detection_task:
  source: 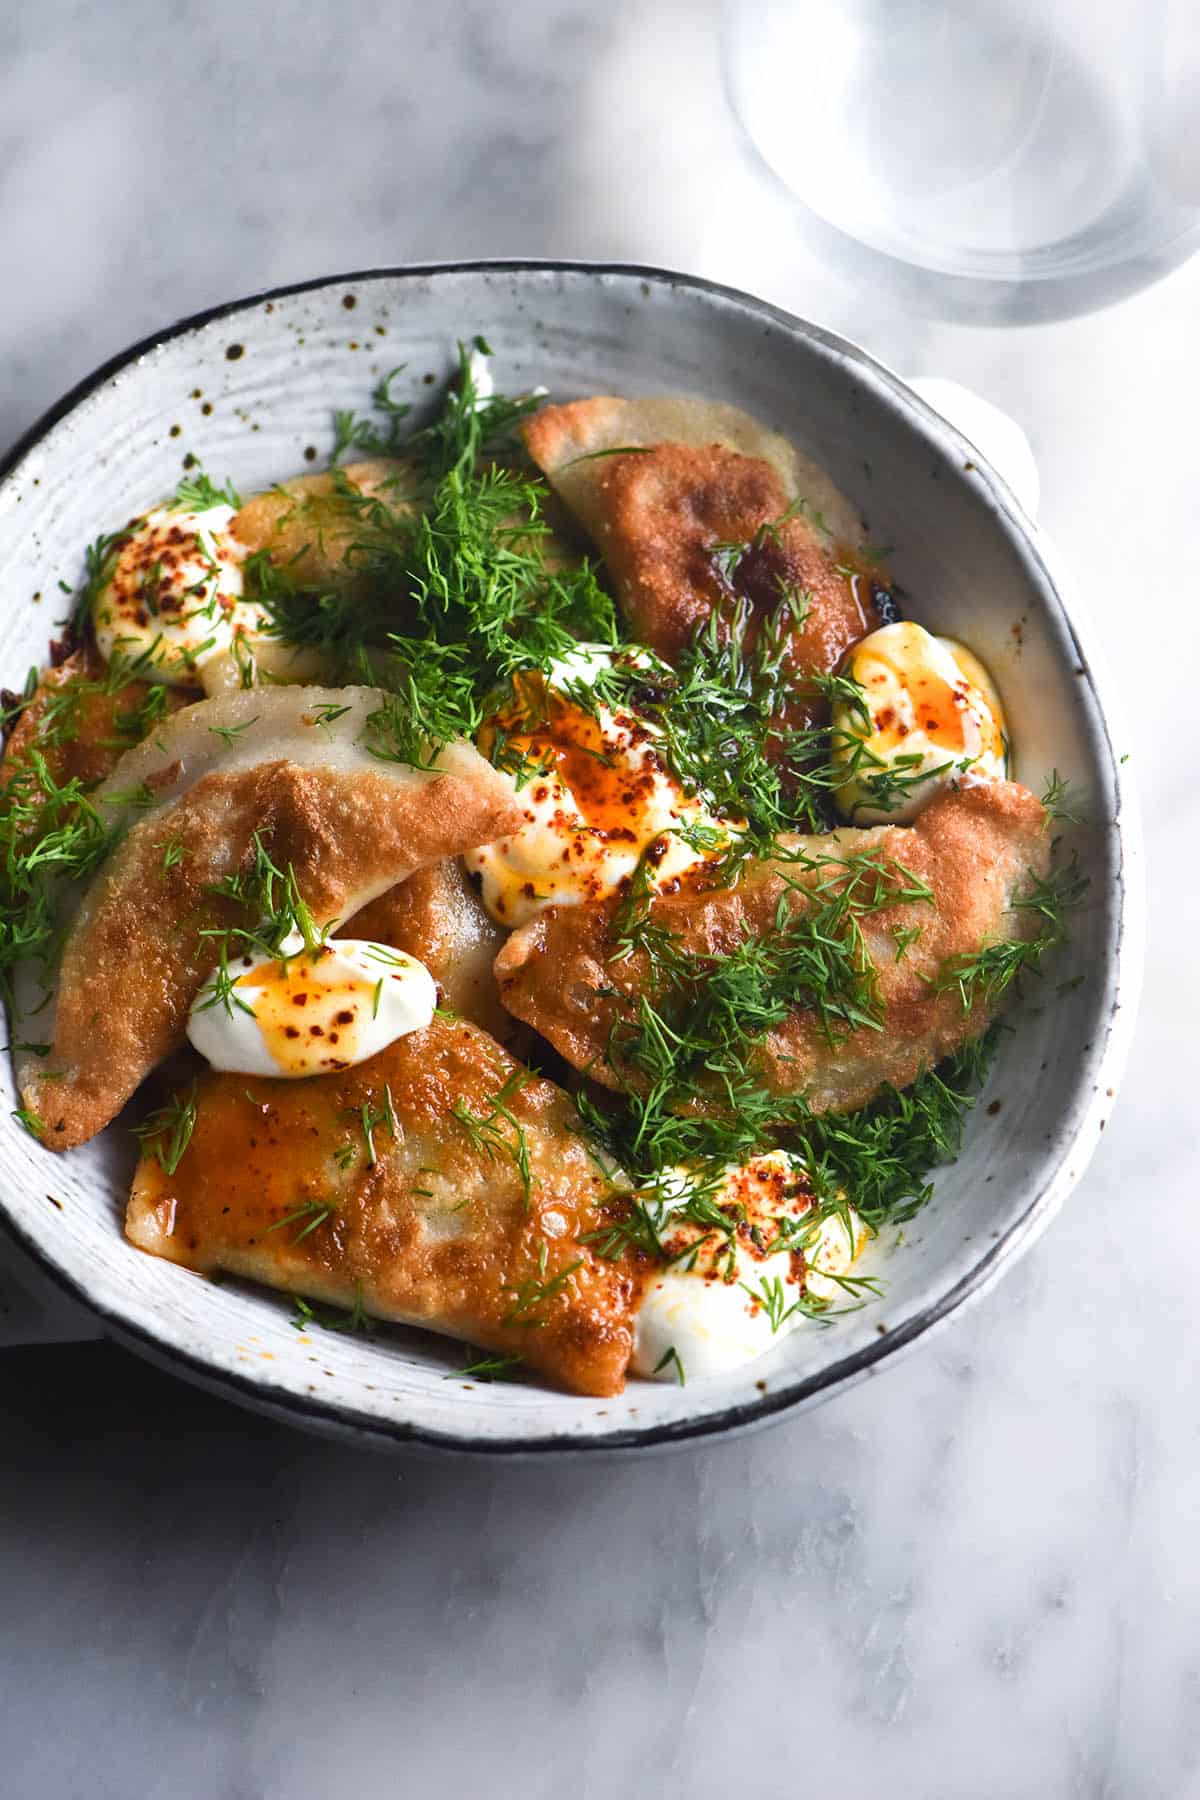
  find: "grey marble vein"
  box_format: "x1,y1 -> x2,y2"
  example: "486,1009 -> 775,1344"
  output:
0,1 -> 1196,1795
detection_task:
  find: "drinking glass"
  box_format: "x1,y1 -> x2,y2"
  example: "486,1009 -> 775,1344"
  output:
722,0 -> 1200,323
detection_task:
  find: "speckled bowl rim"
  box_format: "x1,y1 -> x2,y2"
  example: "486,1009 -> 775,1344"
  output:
0,260 -> 1143,1456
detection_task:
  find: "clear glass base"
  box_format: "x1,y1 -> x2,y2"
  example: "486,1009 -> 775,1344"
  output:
723,0 -> 1200,324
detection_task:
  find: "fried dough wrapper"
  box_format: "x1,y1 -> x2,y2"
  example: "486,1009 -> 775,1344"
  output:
348,859 -> 518,1047
496,780 -> 1052,1116
232,456 -> 419,594
522,397 -> 882,699
198,458 -> 421,695
126,1016 -> 639,1396
17,686 -> 523,1151
521,396 -> 859,538
1,644 -> 193,794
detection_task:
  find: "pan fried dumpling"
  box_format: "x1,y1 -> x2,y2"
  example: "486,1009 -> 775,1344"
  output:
199,458 -> 423,694
495,780 -> 1051,1117
17,686 -> 523,1151
521,397 -> 878,689
348,858 -> 516,1046
522,395 -> 863,539
231,457 -> 420,593
126,1015 -> 639,1396
1,644 -> 192,796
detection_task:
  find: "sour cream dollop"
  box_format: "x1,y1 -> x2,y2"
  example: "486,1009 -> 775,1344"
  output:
187,931 -> 436,1078
467,648 -> 738,927
631,1151 -> 870,1382
832,621 -> 1008,824
92,502 -> 266,686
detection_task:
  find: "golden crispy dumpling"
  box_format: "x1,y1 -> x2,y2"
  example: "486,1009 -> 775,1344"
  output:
495,781 -> 1052,1116
126,1016 -> 639,1396
521,395 -> 860,539
231,457 -> 419,593
1,643 -> 192,794
522,396 -> 878,694
348,858 -> 516,1046
199,459 -> 423,695
17,687 -> 523,1151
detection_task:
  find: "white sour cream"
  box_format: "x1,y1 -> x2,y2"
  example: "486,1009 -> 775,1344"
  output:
187,931 -> 436,1079
92,503 -> 266,687
467,649 -> 737,927
832,621 -> 1008,824
631,1152 -> 869,1382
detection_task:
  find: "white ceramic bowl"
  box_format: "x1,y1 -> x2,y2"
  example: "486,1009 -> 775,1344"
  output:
0,263 -> 1141,1453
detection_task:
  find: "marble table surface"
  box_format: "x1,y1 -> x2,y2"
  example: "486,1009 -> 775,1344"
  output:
1,3 -> 1194,1795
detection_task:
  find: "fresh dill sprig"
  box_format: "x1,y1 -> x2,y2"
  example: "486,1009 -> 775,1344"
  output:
331,368 -> 412,464
454,1350 -> 525,1382
1041,769 -> 1085,825
451,1067 -> 534,1205
201,835 -> 330,964
502,1241 -> 583,1327
362,639 -> 483,771
931,857 -> 1086,1012
61,528 -> 131,644
265,1199 -> 338,1245
404,337 -> 541,483
250,349 -> 615,764
173,471 -> 242,513
565,593 -> 872,855
0,749 -> 119,1006
587,1027 -> 1003,1267
796,1029 -> 1001,1226
131,1083 -> 198,1175
604,846 -> 936,1127
573,851 -> 941,1247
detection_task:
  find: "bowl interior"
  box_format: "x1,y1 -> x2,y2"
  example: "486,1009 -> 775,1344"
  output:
0,265 -> 1132,1450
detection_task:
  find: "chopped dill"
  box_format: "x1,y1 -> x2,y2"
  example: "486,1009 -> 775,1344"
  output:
173,471 -> 242,512
207,716 -> 259,747
892,924 -> 923,961
932,858 -> 1085,1012
12,1105 -> 45,1141
131,1084 -> 198,1175
451,1067 -> 533,1205
265,1199 -> 338,1245
653,1345 -> 686,1385
503,1242 -> 583,1327
249,344 -> 615,765
290,1287 -> 375,1334
454,1350 -> 525,1382
352,1087 -> 398,1167
197,837 -> 332,988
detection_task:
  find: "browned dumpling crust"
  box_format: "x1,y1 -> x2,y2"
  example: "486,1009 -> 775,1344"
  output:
1,643 -> 192,794
19,690 -> 524,1152
348,858 -> 516,1046
231,457 -> 419,593
495,781 -> 1052,1116
126,1016 -> 640,1397
522,398 -> 881,708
